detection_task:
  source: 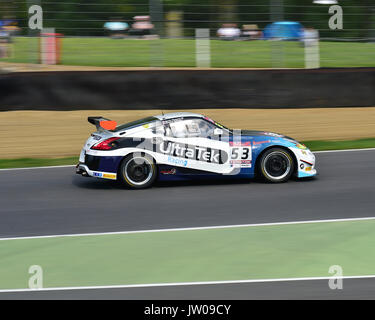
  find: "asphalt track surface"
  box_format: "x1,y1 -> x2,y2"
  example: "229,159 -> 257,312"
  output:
0,149 -> 375,299
1,278 -> 375,300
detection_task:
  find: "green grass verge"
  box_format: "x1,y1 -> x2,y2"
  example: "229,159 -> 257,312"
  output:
303,138 -> 375,151
0,157 -> 78,169
0,219 -> 374,289
2,37 -> 374,68
0,138 -> 374,169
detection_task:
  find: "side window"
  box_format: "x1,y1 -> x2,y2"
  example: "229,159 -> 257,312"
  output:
195,119 -> 216,138
168,120 -> 190,138
167,119 -> 216,138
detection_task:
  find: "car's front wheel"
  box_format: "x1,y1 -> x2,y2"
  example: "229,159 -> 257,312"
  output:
119,153 -> 157,189
258,148 -> 294,183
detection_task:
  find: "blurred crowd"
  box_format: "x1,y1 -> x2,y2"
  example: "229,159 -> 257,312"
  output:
217,24 -> 262,41
216,21 -> 319,47
103,16 -> 318,46
104,16 -> 156,39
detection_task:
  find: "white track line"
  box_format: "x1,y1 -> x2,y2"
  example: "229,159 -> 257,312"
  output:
1,216 -> 374,242
0,147 -> 374,171
1,275 -> 375,293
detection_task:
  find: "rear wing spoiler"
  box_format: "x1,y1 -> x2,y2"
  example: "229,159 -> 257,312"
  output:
88,116 -> 117,131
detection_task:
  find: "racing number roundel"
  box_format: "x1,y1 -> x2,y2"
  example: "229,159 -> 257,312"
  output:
230,142 -> 252,168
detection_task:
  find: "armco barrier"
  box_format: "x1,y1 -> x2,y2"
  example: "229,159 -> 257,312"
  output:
0,68 -> 374,111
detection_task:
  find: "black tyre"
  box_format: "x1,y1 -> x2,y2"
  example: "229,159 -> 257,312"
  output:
119,153 -> 157,189
258,148 -> 294,183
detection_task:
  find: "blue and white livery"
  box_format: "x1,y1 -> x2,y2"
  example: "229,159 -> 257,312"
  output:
76,112 -> 317,188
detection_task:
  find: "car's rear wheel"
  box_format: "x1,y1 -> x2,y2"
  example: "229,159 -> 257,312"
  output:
258,148 -> 294,183
119,154 -> 157,189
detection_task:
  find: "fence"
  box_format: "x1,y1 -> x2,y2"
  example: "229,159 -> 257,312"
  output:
0,0 -> 374,69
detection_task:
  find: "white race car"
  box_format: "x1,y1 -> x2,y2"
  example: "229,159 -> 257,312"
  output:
76,112 -> 316,188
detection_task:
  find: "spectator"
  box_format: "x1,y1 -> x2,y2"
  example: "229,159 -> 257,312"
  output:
0,32 -> 9,58
217,24 -> 241,41
104,18 -> 129,39
129,16 -> 155,39
241,24 -> 263,40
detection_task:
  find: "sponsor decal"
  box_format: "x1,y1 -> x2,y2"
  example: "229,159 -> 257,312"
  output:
160,168 -> 177,175
296,143 -> 308,150
167,156 -> 188,167
103,173 -> 117,179
230,159 -> 252,167
158,141 -> 228,165
306,167 -> 312,172
264,132 -> 283,137
229,141 -> 251,147
253,140 -> 270,145
93,172 -> 116,179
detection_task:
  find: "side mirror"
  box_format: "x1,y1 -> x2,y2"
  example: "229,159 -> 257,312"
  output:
213,128 -> 224,136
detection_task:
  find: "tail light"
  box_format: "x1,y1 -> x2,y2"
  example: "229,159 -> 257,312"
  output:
91,137 -> 120,150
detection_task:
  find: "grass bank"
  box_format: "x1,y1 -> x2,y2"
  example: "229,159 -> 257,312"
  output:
2,38 -> 374,68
